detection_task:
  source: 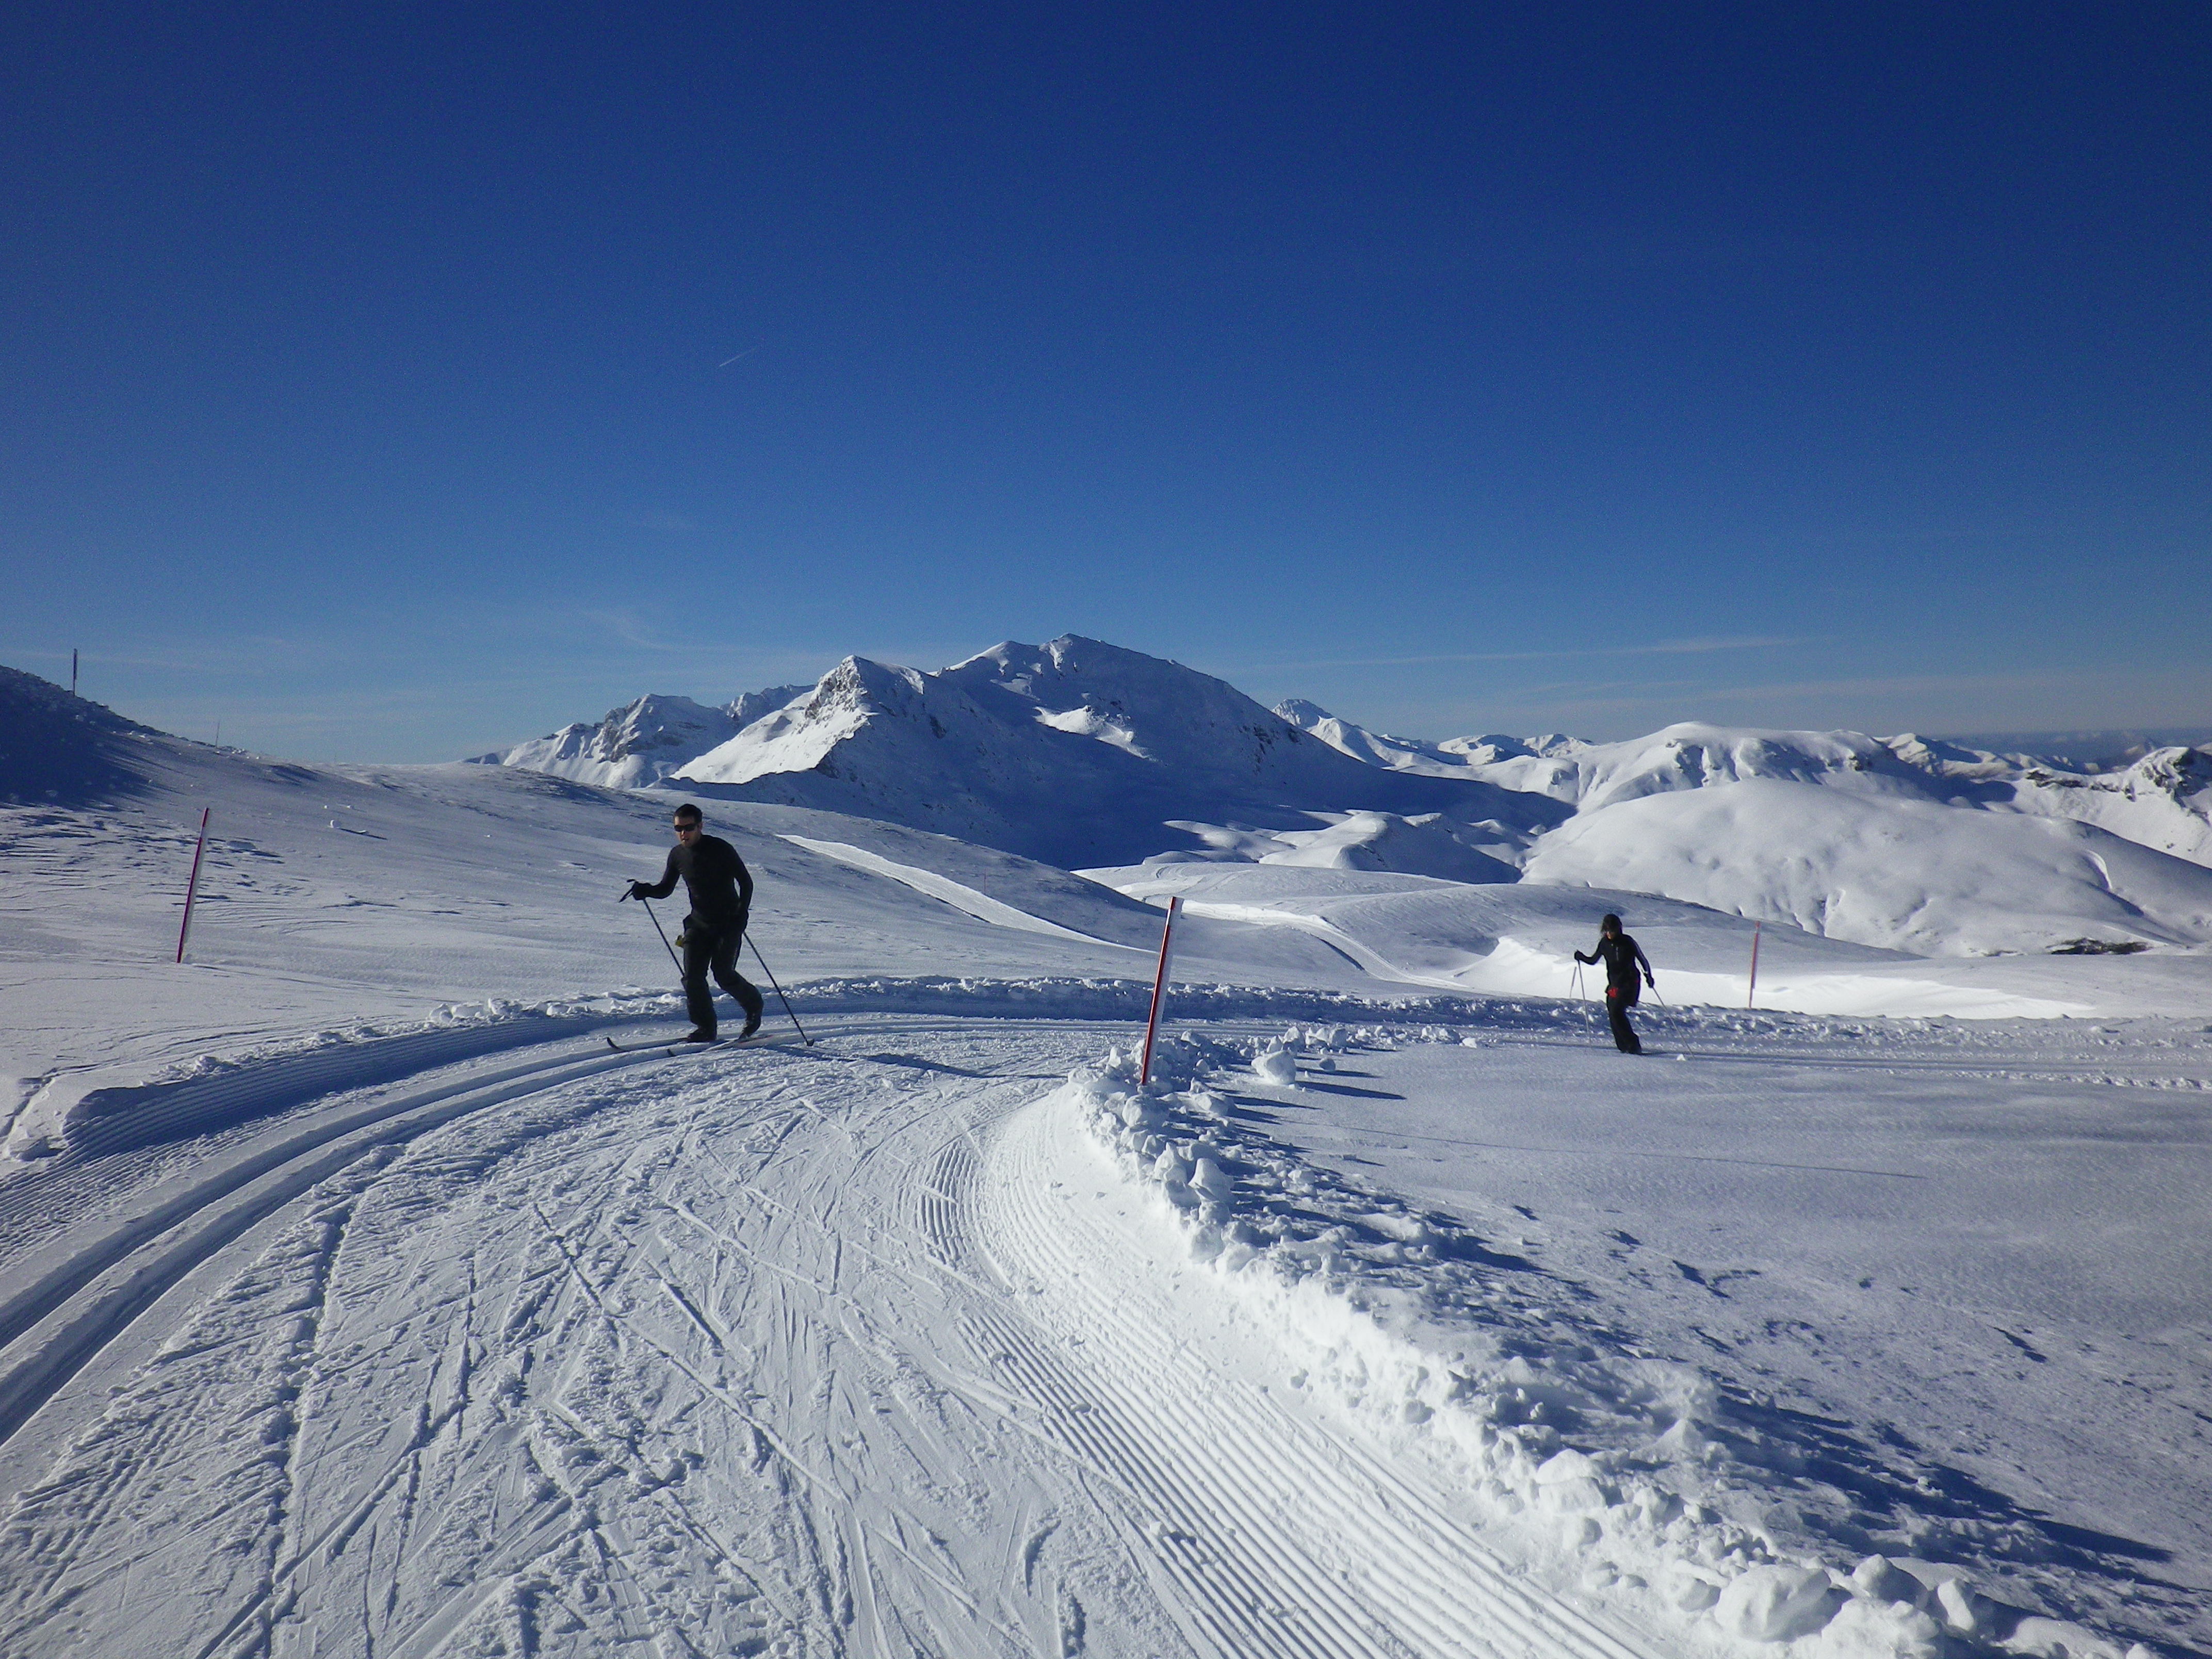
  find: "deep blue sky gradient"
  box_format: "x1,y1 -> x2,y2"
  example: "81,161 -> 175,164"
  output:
5,4 -> 2207,758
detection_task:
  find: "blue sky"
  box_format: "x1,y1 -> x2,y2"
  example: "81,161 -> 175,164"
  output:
5,4 -> 2207,759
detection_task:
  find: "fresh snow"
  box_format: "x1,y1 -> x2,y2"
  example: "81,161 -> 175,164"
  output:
1,659 -> 2206,1659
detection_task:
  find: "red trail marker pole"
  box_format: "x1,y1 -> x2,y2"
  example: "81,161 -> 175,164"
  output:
1138,894 -> 1182,1086
176,807 -> 210,963
1746,920 -> 1762,1010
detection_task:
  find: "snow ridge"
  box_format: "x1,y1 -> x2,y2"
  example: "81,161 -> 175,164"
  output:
1059,1037 -> 2167,1659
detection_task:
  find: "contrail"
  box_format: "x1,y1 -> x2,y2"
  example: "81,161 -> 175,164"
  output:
718,345 -> 761,368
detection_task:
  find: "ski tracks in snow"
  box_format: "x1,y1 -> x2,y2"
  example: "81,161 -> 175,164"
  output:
0,1020 -> 1654,1659
967,1098 -> 1652,1659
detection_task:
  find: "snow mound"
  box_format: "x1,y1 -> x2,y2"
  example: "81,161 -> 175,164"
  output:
674,637 -> 1559,868
1523,779 -> 2212,956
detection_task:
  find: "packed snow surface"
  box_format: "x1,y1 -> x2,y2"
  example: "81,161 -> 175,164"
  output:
3,662 -> 2208,1659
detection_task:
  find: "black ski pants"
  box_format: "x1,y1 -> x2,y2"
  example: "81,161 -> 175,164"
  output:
682,916 -> 763,1035
1605,985 -> 1642,1054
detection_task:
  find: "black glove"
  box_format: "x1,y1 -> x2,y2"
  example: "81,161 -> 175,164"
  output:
624,880 -> 649,902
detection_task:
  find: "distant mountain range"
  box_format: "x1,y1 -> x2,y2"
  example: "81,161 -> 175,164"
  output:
8,642 -> 2211,959
475,637 -> 2212,876
1271,705 -> 2212,869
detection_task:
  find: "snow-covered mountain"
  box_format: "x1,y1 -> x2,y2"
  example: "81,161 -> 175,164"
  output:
476,685 -> 811,790
469,650 -> 2212,956
1281,703 -> 2212,867
1521,777 -> 2212,956
1266,698 -> 1547,779
668,638 -> 1559,869
1264,703 -> 2212,952
1995,744 -> 2212,865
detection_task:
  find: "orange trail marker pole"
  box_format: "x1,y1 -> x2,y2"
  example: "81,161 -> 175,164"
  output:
176,808 -> 211,963
1139,894 -> 1182,1085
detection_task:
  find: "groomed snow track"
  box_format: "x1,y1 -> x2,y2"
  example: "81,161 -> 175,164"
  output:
0,1013 -> 1656,1659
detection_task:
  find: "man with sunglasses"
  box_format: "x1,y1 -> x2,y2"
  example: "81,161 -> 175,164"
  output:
626,803 -> 764,1042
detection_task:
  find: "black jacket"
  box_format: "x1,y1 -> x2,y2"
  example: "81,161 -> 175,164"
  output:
638,833 -> 753,925
1575,933 -> 1652,997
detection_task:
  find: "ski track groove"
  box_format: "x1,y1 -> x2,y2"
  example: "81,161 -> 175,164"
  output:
926,1135 -> 1419,1659
0,1016 -> 1673,1659
975,1095 -> 1656,1659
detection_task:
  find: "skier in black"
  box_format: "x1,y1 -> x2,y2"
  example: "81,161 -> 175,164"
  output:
626,803 -> 765,1043
1575,913 -> 1655,1054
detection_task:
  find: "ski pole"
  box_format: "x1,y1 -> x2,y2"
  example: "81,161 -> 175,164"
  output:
622,885 -> 684,974
745,935 -> 813,1045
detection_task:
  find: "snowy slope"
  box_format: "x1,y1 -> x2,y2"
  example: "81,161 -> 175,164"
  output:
1274,698 -> 1564,782
1157,808 -> 1524,882
0,664 -> 170,805
672,637 -> 1562,868
1998,745 -> 2212,866
1081,861 -> 2128,1018
1522,777 -> 2212,956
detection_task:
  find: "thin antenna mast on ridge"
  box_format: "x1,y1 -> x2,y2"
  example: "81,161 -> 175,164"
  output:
71,649 -> 78,697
